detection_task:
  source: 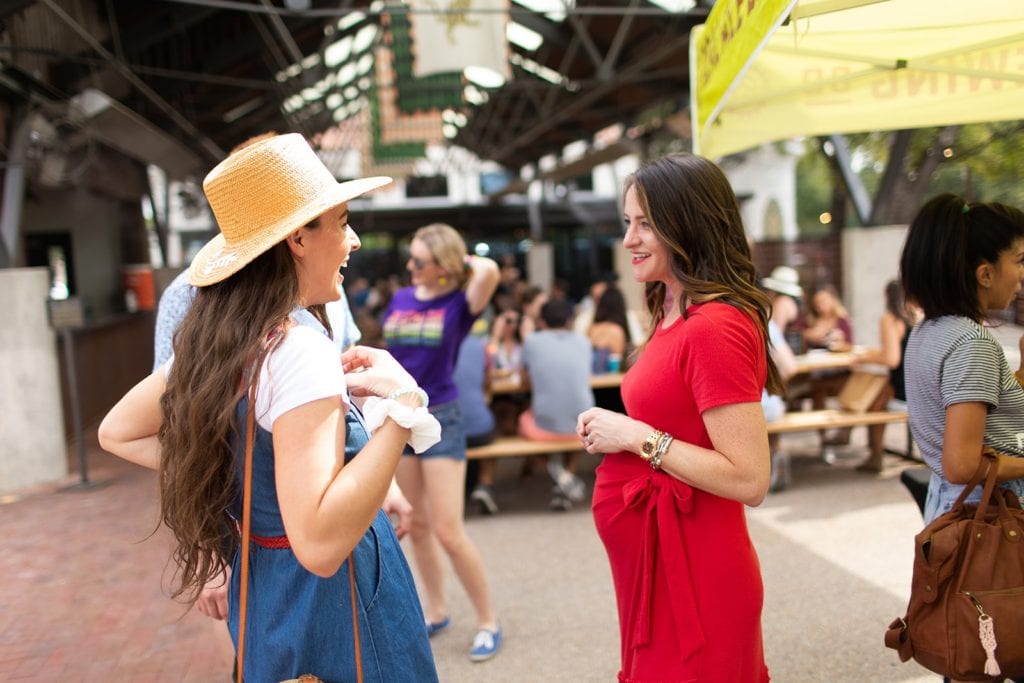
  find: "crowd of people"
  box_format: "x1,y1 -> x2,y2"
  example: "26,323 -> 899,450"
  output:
95,131 -> 1024,681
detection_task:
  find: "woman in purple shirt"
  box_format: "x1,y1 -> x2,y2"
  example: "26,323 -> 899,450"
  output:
381,223 -> 503,662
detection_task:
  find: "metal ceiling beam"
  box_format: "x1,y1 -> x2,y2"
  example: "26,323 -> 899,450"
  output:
162,0 -> 708,18
99,4 -> 216,57
248,10 -> 312,138
563,11 -> 604,74
258,0 -> 305,65
601,0 -> 640,79
482,32 -> 691,164
38,0 -> 225,160
0,44 -> 277,90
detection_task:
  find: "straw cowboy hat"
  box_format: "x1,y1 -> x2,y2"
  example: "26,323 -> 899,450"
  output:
189,133 -> 391,287
761,265 -> 803,298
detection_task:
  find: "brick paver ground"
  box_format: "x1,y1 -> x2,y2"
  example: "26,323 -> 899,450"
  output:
0,431 -> 233,681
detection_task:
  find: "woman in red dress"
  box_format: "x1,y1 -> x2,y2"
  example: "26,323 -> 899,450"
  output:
577,154 -> 783,682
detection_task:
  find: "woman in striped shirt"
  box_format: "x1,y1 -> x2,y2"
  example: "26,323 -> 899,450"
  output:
900,193 -> 1024,524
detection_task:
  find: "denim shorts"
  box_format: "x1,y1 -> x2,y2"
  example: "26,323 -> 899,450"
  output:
405,399 -> 466,460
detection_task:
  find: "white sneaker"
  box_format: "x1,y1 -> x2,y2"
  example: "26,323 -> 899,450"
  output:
549,488 -> 573,512
546,461 -> 586,502
470,485 -> 499,515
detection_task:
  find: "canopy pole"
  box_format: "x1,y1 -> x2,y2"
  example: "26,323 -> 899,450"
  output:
822,135 -> 872,226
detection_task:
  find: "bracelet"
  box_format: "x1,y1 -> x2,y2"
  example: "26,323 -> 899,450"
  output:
387,386 -> 429,408
649,432 -> 673,471
362,398 -> 441,454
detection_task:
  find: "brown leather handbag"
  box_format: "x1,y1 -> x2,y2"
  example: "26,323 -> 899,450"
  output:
885,450 -> 1024,680
236,352 -> 363,683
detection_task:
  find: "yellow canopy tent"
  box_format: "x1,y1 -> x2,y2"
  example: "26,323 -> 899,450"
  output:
690,0 -> 1024,159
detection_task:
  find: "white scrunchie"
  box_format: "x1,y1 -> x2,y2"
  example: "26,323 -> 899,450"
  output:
361,397 -> 442,454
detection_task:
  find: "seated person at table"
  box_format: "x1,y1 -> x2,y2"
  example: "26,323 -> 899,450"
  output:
518,285 -> 548,339
803,285 -> 856,446
803,285 -> 853,352
486,306 -> 528,434
763,319 -> 798,491
488,307 -> 524,378
519,299 -> 595,510
588,283 -> 630,373
455,320 -> 499,514
853,279 -> 921,473
762,265 -> 804,352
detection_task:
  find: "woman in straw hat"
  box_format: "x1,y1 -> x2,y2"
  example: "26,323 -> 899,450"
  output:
99,134 -> 439,682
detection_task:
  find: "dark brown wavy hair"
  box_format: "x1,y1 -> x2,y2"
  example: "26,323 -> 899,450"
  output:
900,192 -> 1024,323
158,241 -> 302,604
624,153 -> 783,396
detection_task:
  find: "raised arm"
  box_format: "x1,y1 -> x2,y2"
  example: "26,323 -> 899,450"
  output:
463,255 -> 500,316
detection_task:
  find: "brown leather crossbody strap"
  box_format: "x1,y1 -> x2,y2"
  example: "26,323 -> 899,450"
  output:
236,348 -> 263,683
349,555 -> 364,683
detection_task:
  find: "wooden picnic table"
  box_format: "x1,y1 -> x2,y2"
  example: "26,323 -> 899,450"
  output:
791,347 -> 874,375
489,371 -> 625,396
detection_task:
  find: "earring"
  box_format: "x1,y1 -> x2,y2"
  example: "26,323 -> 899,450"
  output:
438,275 -> 449,286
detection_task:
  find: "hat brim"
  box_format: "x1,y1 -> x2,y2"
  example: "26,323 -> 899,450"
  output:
761,277 -> 803,298
189,176 -> 391,287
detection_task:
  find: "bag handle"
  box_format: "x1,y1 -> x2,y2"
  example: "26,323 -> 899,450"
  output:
235,345 -> 363,683
946,448 -> 999,515
973,449 -> 1002,522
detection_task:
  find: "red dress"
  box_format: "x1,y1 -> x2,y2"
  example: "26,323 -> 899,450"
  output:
593,302 -> 770,682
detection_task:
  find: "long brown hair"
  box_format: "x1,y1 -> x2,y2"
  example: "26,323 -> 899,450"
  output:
158,242 -> 298,604
624,153 -> 783,396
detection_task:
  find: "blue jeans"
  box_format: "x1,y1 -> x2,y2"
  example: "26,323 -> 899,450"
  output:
406,399 -> 466,460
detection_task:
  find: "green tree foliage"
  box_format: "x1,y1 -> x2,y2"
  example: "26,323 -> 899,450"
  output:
794,142 -> 834,235
795,121 -> 1024,232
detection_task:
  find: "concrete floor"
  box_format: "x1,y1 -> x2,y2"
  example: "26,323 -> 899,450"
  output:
0,424 -> 940,682
436,429 -> 936,683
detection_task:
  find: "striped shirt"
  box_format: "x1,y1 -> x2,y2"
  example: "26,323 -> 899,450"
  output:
905,315 -> 1024,522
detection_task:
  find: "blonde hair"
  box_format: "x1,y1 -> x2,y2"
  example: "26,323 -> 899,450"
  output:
413,223 -> 469,289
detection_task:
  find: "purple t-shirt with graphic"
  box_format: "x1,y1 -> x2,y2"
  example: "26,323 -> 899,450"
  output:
382,287 -> 478,405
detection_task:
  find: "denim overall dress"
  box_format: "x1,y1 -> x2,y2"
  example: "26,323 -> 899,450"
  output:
225,325 -> 437,682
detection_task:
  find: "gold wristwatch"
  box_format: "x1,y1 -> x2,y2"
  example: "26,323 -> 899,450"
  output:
640,430 -> 664,463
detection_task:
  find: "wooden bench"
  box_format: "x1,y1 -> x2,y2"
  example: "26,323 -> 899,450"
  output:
467,372 -> 908,461
466,410 -> 908,460
466,436 -> 581,460
766,408 -> 906,434
770,368 -> 906,434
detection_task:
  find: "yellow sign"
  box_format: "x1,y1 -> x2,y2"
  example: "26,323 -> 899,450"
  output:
691,0 -> 796,137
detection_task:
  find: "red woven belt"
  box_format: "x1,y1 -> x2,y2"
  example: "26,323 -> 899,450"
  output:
250,532 -> 291,549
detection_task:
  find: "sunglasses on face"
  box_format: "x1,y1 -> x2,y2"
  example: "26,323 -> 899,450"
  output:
409,256 -> 433,270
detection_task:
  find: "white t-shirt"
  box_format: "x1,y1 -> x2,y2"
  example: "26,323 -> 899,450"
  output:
164,325 -> 349,432
253,325 -> 349,431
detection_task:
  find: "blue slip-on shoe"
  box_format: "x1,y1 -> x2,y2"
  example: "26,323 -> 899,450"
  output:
425,615 -> 451,638
469,624 -> 502,662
